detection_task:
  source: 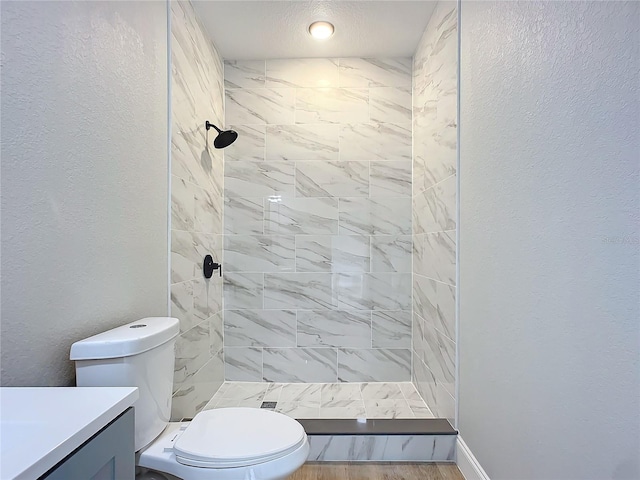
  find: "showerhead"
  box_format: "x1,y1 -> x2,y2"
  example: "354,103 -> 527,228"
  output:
205,121 -> 238,149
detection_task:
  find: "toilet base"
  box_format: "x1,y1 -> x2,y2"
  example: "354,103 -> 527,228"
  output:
137,422 -> 309,480
136,467 -> 176,480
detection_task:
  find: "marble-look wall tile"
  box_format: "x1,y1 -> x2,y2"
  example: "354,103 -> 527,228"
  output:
335,273 -> 412,311
171,280 -> 194,333
174,321 -> 210,389
412,1 -> 458,417
425,231 -> 456,286
224,60 -> 265,89
192,230 -> 220,261
413,3 -> 457,88
296,161 -> 369,198
224,309 -> 296,347
194,185 -> 222,234
295,235 -> 332,272
265,197 -> 339,235
171,128 -> 211,190
413,275 -> 438,327
338,348 -> 411,382
413,175 -> 456,234
224,57 -> 416,384
413,121 -> 457,194
193,277 -> 222,322
225,124 -> 265,161
171,231 -> 221,283
372,311 -> 412,348
340,123 -> 412,161
297,310 -> 372,348
413,274 -> 455,344
412,351 -> 438,412
436,383 -> 456,423
414,232 -> 456,286
263,348 -> 338,382
264,273 -> 336,309
175,132 -> 223,194
307,434 -> 455,461
266,124 -> 339,161
224,235 -> 295,272
171,0 -> 224,419
296,88 -> 369,124
224,197 -> 264,235
172,176 -> 195,231
370,87 -> 412,124
223,272 -> 263,309
438,283 -> 456,341
266,59 -> 339,88
171,230 -> 195,284
209,311 -> 224,355
224,347 -> 263,381
296,235 -> 370,273
413,313 -> 427,365
340,198 -> 411,235
209,147 -> 224,199
225,88 -> 295,125
171,352 -> 224,421
331,236 -> 371,272
339,58 -> 412,87
370,161 -> 412,197
422,322 -> 455,395
413,3 -> 457,193
224,161 -> 295,198
371,235 -> 412,272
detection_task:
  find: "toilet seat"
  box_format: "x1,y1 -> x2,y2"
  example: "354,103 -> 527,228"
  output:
137,408 -> 310,480
173,408 -> 307,468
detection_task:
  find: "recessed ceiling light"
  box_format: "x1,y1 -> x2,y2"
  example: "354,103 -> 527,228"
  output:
308,21 -> 334,40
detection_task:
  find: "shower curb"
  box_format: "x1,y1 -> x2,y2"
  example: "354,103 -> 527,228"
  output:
299,418 -> 457,462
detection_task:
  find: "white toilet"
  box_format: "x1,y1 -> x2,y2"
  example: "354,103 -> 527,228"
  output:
70,317 -> 309,480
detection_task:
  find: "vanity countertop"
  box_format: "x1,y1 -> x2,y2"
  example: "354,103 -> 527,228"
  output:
0,387 -> 138,480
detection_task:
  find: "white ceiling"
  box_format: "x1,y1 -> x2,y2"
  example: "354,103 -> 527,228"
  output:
192,1 -> 437,60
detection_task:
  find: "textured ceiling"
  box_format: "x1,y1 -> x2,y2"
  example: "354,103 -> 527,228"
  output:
192,1 -> 438,60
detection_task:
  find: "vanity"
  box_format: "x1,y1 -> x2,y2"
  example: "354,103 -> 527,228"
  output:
0,387 -> 138,479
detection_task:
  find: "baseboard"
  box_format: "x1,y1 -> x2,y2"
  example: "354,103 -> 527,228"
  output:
456,437 -> 490,480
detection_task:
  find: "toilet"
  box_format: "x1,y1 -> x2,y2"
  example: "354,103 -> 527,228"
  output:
70,317 -> 309,480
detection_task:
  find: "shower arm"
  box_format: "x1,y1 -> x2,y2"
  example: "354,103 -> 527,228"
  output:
205,121 -> 222,133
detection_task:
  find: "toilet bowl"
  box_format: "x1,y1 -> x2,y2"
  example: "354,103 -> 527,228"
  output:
70,318 -> 309,480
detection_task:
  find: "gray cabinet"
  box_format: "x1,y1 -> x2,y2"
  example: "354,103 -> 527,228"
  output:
43,408 -> 134,480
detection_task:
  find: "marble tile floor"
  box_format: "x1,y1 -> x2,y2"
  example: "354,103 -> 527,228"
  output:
203,381 -> 434,419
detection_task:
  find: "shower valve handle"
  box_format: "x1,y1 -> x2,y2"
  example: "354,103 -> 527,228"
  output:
203,254 -> 222,278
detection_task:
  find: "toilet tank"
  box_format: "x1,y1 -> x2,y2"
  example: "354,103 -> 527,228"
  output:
70,317 -> 179,451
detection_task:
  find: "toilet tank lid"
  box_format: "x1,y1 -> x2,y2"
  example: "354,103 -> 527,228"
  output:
70,317 -> 180,360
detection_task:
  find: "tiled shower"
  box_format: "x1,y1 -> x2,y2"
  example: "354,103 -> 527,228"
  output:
169,0 -> 458,423
223,57 -> 413,384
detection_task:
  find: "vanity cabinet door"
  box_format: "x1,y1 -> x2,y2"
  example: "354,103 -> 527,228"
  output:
43,407 -> 135,480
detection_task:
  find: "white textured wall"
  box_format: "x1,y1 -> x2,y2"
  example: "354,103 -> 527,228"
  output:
459,2 -> 639,479
1,1 -> 169,386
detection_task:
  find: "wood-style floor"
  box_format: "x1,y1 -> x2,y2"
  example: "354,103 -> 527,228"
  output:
289,462 -> 465,480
